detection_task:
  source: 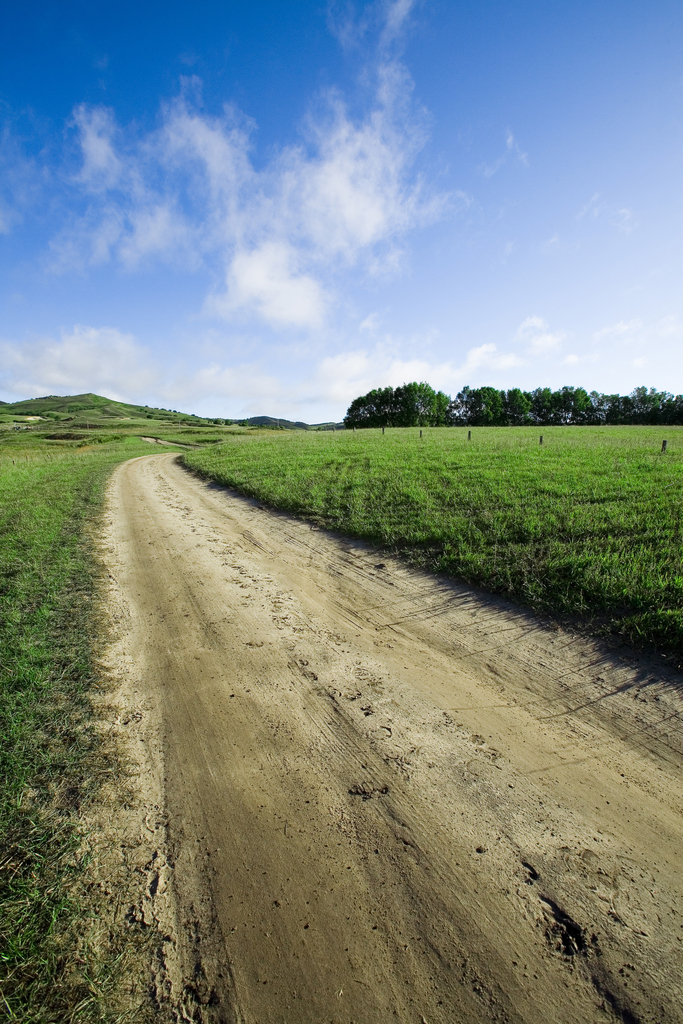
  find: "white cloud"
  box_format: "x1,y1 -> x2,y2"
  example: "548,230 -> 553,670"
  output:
577,193 -> 636,233
506,128 -> 528,167
457,342 -> 522,375
328,0 -> 416,53
302,339 -> 524,412
211,242 -> 326,328
359,311 -> 382,332
593,319 -> 644,343
562,352 -> 597,366
382,0 -> 416,44
657,315 -> 682,337
515,316 -> 548,337
577,192 -> 601,219
0,325 -> 158,401
49,12 -> 447,330
610,207 -> 635,233
514,315 -> 564,355
0,126 -> 44,236
71,105 -> 123,191
481,128 -> 528,178
0,324 -> 284,413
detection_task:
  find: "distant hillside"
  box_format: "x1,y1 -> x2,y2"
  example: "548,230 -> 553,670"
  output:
1,392 -> 187,421
0,392 -> 343,430
242,416 -> 343,431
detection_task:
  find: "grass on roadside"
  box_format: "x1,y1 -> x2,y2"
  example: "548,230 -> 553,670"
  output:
0,434 -> 156,1022
183,425 -> 683,658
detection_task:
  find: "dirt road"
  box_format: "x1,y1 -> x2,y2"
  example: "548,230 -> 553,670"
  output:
102,453 -> 682,1023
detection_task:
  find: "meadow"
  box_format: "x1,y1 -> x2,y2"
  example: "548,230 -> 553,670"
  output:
2,412 -> 682,1018
0,431 -> 156,1022
183,425 -> 683,658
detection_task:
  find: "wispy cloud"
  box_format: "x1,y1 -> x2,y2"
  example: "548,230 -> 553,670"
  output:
610,207 -> 635,233
480,128 -> 528,179
45,4 -> 447,330
328,0 -> 416,52
577,193 -> 636,234
515,315 -> 564,354
0,325 -> 158,402
657,315 -> 683,337
540,233 -> 559,252
577,192 -> 601,219
593,318 -> 643,343
0,124 -> 43,235
71,104 -> 123,191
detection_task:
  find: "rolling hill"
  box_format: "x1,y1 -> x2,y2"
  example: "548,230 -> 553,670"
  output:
0,393 -> 343,430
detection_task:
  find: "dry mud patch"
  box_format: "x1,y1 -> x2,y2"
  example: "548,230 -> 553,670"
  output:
95,453 -> 682,1023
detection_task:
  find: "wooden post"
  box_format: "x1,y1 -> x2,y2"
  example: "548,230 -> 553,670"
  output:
540,435 -> 543,445
420,429 -> 423,438
662,439 -> 668,452
382,426 -> 385,435
467,430 -> 471,441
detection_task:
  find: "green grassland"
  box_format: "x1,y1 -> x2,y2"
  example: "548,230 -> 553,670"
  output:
2,396 -> 682,1017
183,425 -> 683,658
0,390 -> 213,426
0,430 -> 159,1021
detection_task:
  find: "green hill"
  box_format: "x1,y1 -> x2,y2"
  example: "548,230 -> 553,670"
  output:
1,392 -> 183,421
0,392 -> 225,429
0,393 -> 342,431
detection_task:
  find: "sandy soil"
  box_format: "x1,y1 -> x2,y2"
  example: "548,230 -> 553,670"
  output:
100,453 -> 683,1024
140,436 -> 196,448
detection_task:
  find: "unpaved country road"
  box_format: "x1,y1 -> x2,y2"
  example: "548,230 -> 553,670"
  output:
103,454 -> 683,1024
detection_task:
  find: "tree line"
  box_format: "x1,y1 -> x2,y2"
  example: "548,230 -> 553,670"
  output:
344,383 -> 683,428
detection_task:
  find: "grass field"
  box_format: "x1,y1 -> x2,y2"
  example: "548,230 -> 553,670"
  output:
0,432 -> 155,1022
183,425 -> 683,658
2,412 -> 682,1017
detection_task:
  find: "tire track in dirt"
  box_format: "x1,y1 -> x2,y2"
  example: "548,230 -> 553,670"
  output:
102,453 -> 683,1023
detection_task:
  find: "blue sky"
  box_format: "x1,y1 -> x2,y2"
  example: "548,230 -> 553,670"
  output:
1,0 -> 682,419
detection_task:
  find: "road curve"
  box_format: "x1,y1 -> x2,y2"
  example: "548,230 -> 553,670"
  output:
103,453 -> 683,1024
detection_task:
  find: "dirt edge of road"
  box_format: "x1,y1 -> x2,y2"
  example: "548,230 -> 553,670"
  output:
84,544 -> 182,1018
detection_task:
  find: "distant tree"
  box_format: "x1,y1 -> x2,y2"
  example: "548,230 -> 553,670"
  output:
503,388 -> 532,425
393,382 -> 437,426
345,382 -> 450,428
346,382 -> 683,428
465,387 -> 505,426
529,388 -> 554,425
344,386 -> 396,428
433,390 -> 451,426
445,387 -> 471,426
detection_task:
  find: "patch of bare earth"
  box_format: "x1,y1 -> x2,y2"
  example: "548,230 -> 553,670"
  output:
98,452 -> 683,1023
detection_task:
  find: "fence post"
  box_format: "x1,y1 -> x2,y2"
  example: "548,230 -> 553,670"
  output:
540,435 -> 543,445
467,430 -> 471,441
420,429 -> 423,438
662,439 -> 668,452
382,426 -> 385,435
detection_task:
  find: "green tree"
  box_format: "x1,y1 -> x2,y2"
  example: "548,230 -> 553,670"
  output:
503,388 -> 532,425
